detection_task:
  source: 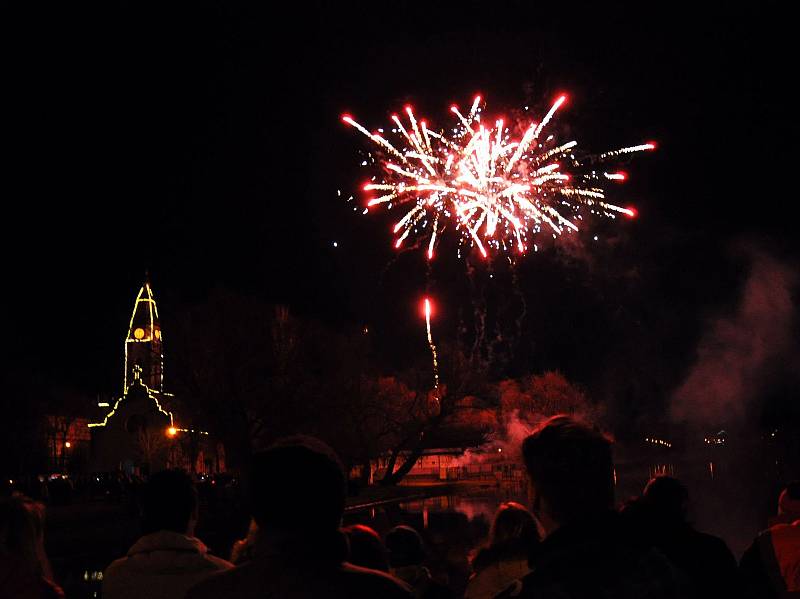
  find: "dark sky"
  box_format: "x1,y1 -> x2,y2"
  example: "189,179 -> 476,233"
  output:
6,2 -> 797,410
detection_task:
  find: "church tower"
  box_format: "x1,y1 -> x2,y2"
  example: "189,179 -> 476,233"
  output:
123,279 -> 164,392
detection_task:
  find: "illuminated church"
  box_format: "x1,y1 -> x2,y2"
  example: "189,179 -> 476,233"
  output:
89,279 -> 224,475
123,282 -> 165,394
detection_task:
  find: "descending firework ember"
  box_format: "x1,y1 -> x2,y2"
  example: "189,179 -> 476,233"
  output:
343,95 -> 653,259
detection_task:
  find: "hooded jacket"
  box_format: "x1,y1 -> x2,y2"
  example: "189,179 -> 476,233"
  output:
102,530 -> 232,599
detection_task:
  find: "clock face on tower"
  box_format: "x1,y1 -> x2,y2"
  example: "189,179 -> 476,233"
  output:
134,327 -> 145,340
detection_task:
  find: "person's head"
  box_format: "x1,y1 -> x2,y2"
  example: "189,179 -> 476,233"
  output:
141,469 -> 198,535
642,476 -> 689,523
343,524 -> 389,571
522,415 -> 614,535
0,495 -> 53,579
778,481 -> 800,518
385,525 -> 426,569
489,502 -> 538,547
248,435 -> 346,538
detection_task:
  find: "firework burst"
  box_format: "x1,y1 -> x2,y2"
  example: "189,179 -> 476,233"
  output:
343,95 -> 653,260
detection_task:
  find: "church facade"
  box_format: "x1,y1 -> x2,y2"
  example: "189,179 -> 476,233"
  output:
88,280 -> 224,476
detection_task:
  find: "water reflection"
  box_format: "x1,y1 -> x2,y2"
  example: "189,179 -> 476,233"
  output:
344,484 -> 527,596
401,485 -> 528,527
344,457 -> 770,595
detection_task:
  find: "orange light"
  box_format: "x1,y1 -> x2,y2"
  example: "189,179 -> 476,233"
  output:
64,441 -> 71,448
167,426 -> 177,437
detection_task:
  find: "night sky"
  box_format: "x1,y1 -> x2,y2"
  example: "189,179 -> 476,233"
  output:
6,2 -> 797,424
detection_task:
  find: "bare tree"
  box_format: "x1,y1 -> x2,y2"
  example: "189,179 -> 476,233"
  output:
377,342 -> 494,486
498,370 -> 600,424
135,424 -> 169,474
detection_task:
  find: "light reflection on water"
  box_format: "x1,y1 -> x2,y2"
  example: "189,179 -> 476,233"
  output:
345,485 -> 526,596
400,485 -> 528,527
346,458 -> 768,569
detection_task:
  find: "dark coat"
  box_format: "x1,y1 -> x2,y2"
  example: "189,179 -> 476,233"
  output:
186,541 -> 412,599
646,524 -> 739,598
619,498 -> 741,598
494,512 -> 689,599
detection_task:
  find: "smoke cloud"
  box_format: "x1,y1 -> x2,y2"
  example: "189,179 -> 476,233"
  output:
671,248 -> 796,426
448,410 -> 535,467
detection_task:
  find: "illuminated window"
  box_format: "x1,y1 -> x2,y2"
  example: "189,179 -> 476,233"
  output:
134,327 -> 145,340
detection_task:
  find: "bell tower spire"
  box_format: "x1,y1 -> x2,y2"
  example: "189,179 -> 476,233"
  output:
123,277 -> 164,392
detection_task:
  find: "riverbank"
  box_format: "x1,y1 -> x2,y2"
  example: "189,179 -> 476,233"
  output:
345,479 -> 502,512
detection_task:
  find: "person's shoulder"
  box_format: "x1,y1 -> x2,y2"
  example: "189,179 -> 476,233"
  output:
339,563 -> 413,597
472,546 -> 498,572
692,530 -> 733,552
104,555 -> 127,571
102,555 -> 130,579
41,578 -> 65,599
492,577 -> 526,598
204,552 -> 235,571
769,520 -> 800,534
185,562 -> 254,599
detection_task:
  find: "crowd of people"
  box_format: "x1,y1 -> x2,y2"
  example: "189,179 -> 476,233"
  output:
2,415 -> 799,598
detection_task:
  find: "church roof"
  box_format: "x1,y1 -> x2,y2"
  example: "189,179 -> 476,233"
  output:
89,365 -> 173,428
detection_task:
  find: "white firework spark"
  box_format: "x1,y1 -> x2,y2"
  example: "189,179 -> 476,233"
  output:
343,94 -> 653,260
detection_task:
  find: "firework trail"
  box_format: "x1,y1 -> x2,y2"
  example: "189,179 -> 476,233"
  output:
424,297 -> 440,401
343,95 -> 653,260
